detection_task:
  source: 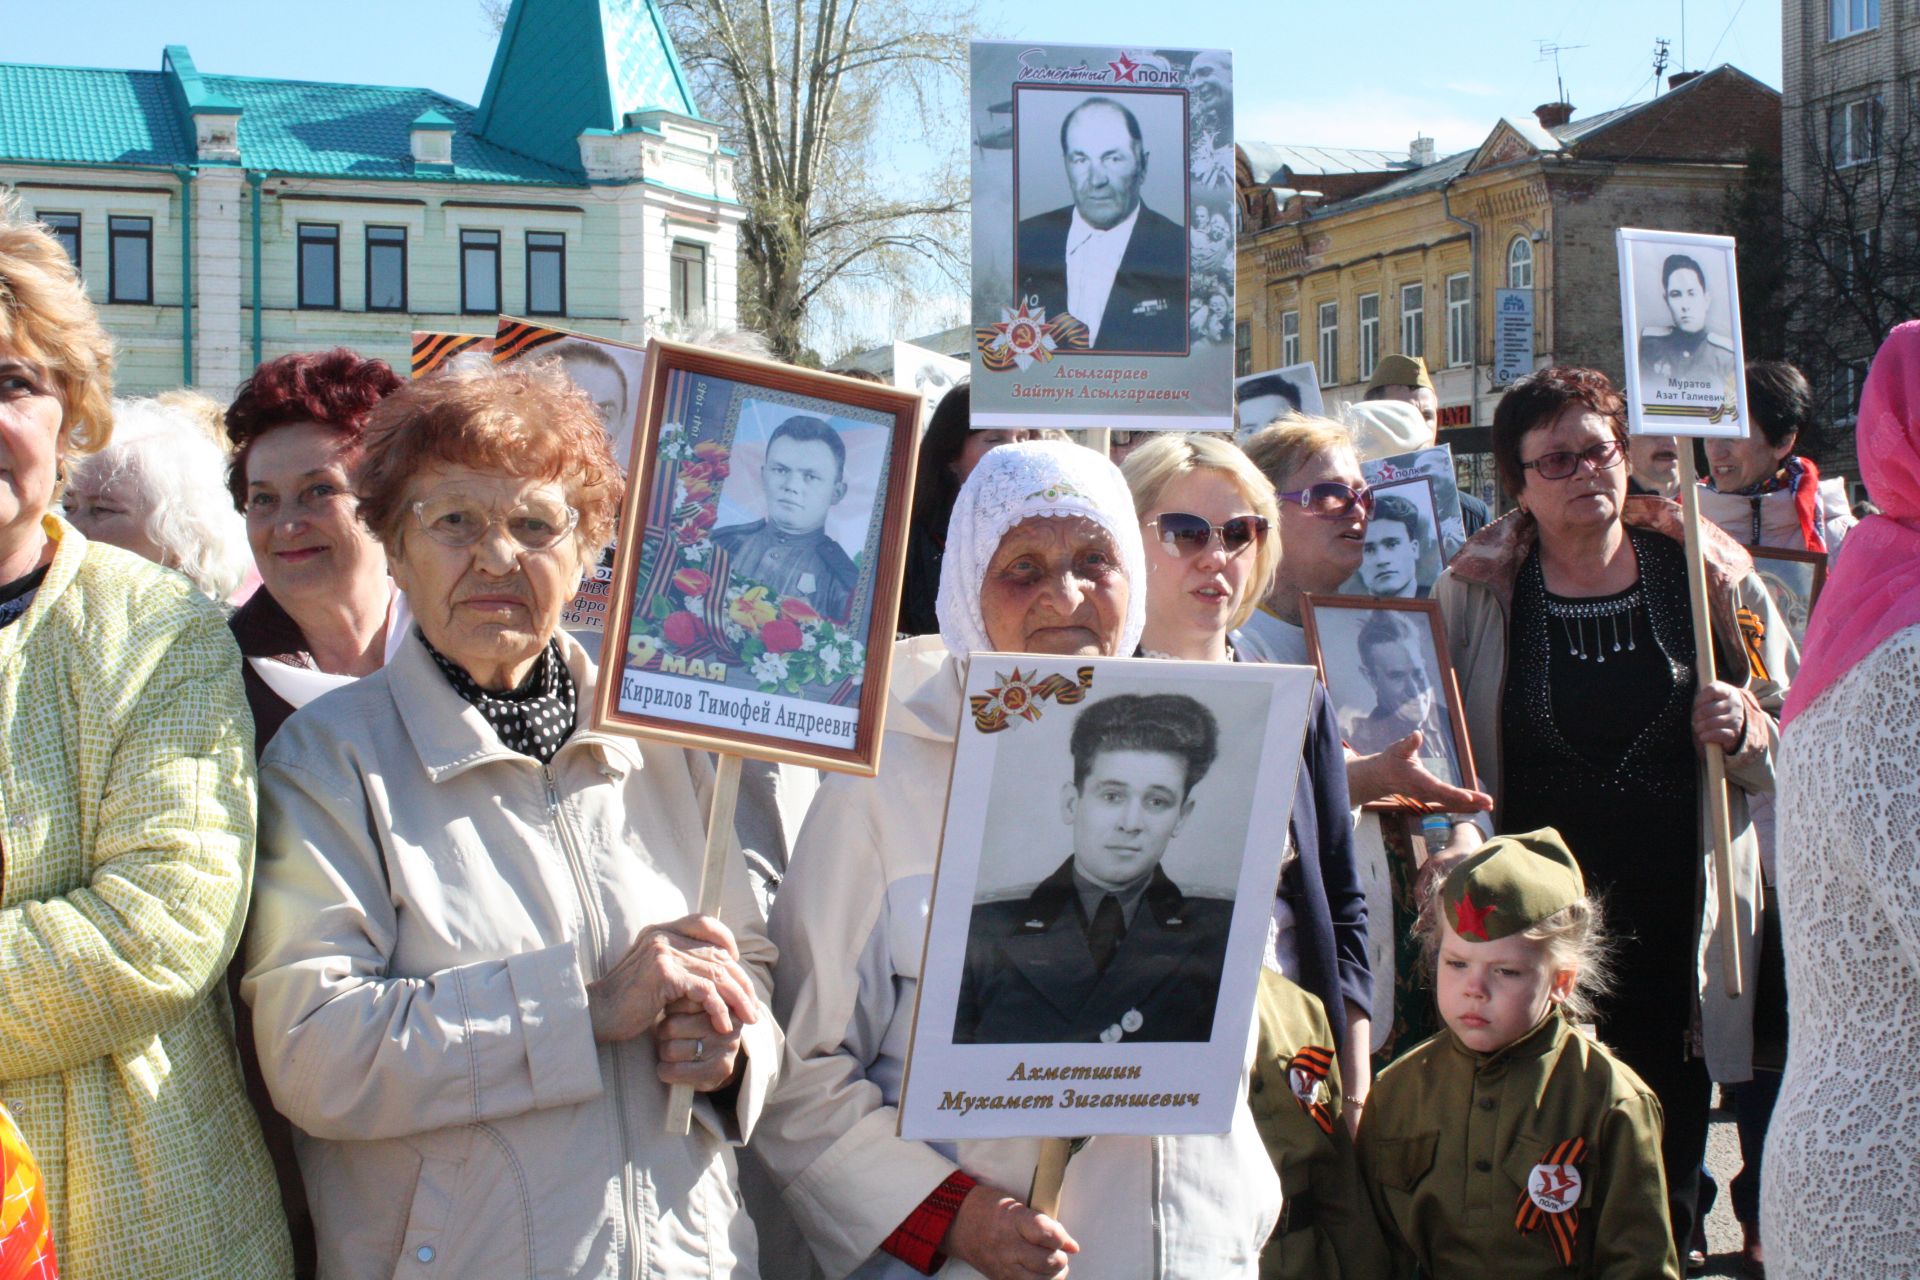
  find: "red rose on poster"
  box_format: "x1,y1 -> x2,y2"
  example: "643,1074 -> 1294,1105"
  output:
780,597 -> 821,625
662,611 -> 703,648
691,506 -> 719,530
672,567 -> 712,596
760,618 -> 804,654
682,461 -> 714,484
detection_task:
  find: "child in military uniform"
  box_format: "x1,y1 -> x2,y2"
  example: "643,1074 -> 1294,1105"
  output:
1356,829 -> 1679,1279
1250,966 -> 1392,1279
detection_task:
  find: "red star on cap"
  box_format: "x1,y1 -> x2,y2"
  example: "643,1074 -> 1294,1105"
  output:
1108,53 -> 1139,82
1453,891 -> 1496,940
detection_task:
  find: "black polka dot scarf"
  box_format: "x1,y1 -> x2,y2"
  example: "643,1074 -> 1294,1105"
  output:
422,630 -> 577,764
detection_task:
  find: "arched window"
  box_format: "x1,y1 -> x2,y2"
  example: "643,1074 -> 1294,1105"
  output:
1508,235 -> 1535,289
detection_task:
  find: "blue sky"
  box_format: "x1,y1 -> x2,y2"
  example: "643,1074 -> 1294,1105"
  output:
8,0 -> 1781,156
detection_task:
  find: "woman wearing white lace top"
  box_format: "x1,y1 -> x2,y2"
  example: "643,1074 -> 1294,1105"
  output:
1763,322 -> 1920,1277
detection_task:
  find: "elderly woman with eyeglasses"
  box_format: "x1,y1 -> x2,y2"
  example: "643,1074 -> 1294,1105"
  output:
1432,365 -> 1795,1266
244,360 -> 779,1278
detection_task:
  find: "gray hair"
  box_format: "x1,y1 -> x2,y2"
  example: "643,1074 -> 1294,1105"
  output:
69,398 -> 252,600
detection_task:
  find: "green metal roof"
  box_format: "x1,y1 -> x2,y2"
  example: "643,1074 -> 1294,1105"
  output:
0,63 -> 194,167
475,0 -> 701,176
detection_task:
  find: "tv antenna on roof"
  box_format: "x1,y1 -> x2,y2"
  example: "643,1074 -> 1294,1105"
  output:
1537,40 -> 1586,105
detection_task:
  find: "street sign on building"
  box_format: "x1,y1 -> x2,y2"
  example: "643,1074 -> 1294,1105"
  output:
1493,288 -> 1533,386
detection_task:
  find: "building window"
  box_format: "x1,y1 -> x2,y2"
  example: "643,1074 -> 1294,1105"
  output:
1508,236 -> 1535,289
1317,301 -> 1338,385
107,216 -> 151,305
1357,293 -> 1380,381
1829,97 -> 1882,167
671,241 -> 708,325
461,229 -> 501,314
1830,0 -> 1879,38
297,224 -> 340,310
1445,272 -> 1472,367
39,213 -> 80,269
526,231 -> 566,316
365,226 -> 407,313
1830,358 -> 1870,419
1235,321 -> 1252,376
1400,283 -> 1424,361
1836,227 -> 1880,291
1281,310 -> 1300,366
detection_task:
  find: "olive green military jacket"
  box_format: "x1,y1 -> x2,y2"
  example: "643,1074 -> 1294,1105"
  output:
1356,1013 -> 1678,1280
1250,968 -> 1393,1280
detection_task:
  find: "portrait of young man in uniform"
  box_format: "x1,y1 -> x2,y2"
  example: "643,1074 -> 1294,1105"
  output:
1015,94 -> 1188,354
954,692 -> 1233,1045
1636,252 -> 1737,399
1356,490 -> 1432,599
711,415 -> 860,623
1341,610 -> 1458,785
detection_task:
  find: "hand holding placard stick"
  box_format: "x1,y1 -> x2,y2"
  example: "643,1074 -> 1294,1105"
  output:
1615,227 -> 1752,996
663,752 -> 745,1136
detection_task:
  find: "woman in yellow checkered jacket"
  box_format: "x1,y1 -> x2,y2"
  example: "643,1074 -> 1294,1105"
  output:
0,198 -> 291,1276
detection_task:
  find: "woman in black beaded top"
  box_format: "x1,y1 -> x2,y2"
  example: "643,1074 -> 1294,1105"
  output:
1427,366 -> 1796,1268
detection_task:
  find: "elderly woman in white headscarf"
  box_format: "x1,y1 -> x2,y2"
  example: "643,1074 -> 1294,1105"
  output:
754,441 -> 1281,1280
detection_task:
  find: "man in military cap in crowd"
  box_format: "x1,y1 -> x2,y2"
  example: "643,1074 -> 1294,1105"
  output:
954,692 -> 1235,1045
1637,253 -> 1738,402
713,415 -> 861,623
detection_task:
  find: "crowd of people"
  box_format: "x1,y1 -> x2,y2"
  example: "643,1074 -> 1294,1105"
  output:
1,188 -> 1915,1280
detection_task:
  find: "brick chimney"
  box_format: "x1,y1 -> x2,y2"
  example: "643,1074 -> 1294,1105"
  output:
1409,135 -> 1437,167
1668,70 -> 1701,90
1534,101 -> 1575,129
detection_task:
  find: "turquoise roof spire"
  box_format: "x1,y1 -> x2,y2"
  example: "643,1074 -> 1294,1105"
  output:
475,0 -> 699,175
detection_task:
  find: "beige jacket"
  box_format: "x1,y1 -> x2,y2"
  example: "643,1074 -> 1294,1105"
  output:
754,636 -> 1281,1280
1433,498 -> 1795,1081
244,628 -> 779,1279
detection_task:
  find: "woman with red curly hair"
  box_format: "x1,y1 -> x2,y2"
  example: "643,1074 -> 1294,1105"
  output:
224,348 -> 405,753
1416,366 -> 1796,1268
243,359 -> 778,1277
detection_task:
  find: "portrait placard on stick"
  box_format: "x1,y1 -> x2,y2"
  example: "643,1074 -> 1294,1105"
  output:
1748,545 -> 1828,651
1616,228 -> 1749,439
969,42 -> 1234,432
1233,362 -> 1325,439
593,341 -> 920,775
898,656 -> 1315,1140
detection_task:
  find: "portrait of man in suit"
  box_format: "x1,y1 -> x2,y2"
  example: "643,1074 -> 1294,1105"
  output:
1015,94 -> 1189,354
712,415 -> 860,623
954,691 -> 1233,1045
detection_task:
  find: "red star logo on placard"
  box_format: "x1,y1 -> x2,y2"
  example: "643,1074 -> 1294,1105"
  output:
1454,891 -> 1496,940
1108,52 -> 1139,82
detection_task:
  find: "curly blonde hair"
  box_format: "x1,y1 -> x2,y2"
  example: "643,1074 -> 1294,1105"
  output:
0,194 -> 115,457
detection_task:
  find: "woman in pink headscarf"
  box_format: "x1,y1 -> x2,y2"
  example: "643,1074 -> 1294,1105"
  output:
1762,321 -> 1920,1277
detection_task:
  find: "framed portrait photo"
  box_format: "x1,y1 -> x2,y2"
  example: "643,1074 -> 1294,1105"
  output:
1233,362 -> 1325,439
593,341 -> 922,774
1616,228 -> 1750,439
1302,596 -> 1477,804
1749,544 -> 1829,651
1362,445 -> 1467,562
969,41 -> 1235,432
898,656 -> 1318,1141
1338,475 -> 1444,601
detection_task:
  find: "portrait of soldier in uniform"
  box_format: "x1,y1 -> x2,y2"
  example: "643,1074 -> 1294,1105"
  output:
1355,490 -> 1433,599
1016,94 -> 1188,354
1340,610 -> 1458,785
1636,252 -> 1737,399
954,692 -> 1233,1045
712,415 -> 861,623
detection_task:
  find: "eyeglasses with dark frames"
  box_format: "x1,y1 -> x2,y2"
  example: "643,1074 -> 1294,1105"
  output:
1520,439 -> 1627,481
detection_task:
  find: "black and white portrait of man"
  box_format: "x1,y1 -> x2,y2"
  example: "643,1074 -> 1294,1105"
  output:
954,692 -> 1233,1045
711,415 -> 861,623
1355,488 -> 1437,600
1635,251 -> 1737,400
546,338 -> 643,469
1015,91 -> 1189,354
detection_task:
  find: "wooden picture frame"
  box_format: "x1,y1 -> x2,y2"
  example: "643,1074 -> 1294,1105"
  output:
1301,594 -> 1478,809
1748,544 -> 1829,652
592,340 -> 922,775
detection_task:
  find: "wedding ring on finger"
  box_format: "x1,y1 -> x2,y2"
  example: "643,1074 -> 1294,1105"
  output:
692,1038 -> 705,1062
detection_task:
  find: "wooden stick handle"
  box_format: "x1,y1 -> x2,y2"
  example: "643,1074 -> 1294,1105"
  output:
1087,427 -> 1112,458
1028,1137 -> 1073,1217
1677,450 -> 1744,997
665,752 -> 746,1135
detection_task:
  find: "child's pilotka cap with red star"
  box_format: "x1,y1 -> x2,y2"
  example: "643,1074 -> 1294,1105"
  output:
1440,828 -> 1586,942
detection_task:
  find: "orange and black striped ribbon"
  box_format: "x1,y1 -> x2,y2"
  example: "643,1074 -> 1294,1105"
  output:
1286,1045 -> 1337,1135
492,319 -> 568,364
1513,1135 -> 1587,1267
410,331 -> 492,377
